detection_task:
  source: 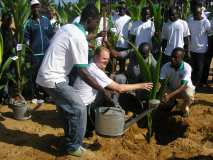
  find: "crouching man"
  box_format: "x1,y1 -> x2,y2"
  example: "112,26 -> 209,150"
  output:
73,47 -> 153,134
160,47 -> 195,117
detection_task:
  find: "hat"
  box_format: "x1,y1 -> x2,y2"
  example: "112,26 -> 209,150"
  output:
30,0 -> 40,6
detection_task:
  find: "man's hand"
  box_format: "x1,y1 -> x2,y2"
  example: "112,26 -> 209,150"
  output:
96,31 -> 107,38
141,82 -> 153,91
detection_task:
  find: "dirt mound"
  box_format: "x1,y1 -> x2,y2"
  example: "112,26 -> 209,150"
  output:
0,87 -> 213,160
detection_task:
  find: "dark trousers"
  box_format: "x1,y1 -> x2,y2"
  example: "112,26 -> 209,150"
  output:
201,51 -> 213,84
191,52 -> 206,85
30,55 -> 44,98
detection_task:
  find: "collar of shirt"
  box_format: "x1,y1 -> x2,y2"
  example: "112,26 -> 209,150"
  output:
73,22 -> 86,36
170,61 -> 184,71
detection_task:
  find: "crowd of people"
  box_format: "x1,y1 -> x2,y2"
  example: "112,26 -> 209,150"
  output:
0,0 -> 213,157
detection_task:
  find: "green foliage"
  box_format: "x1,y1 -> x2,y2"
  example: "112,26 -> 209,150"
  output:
0,33 -> 15,91
95,0 -> 101,13
0,31 -> 3,67
126,0 -> 147,21
56,0 -> 88,25
40,0 -> 55,7
126,37 -> 165,143
1,0 -> 30,96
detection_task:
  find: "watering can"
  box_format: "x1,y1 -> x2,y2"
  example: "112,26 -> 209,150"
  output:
94,99 -> 161,137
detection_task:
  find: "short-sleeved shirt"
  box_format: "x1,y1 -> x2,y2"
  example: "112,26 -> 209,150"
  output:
130,19 -> 155,47
161,19 -> 190,56
73,63 -> 112,106
36,23 -> 88,88
160,62 -> 195,90
188,18 -> 211,53
113,14 -> 131,49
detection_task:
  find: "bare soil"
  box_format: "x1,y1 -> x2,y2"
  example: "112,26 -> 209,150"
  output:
0,84 -> 212,160
1,59 -> 213,160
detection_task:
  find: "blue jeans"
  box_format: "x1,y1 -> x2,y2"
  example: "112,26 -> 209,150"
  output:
43,82 -> 87,152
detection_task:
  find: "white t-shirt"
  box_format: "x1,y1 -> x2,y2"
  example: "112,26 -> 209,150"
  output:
160,62 -> 195,90
161,19 -> 190,56
130,19 -> 155,47
188,18 -> 211,53
96,17 -> 109,46
73,63 -> 112,105
36,23 -> 88,88
113,14 -> 131,48
72,16 -> 81,23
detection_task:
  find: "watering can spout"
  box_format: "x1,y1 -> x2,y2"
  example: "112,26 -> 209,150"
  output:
124,99 -> 161,130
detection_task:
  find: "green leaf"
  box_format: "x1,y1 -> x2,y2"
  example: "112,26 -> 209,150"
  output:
0,57 -> 14,80
95,0 -> 101,13
150,52 -> 162,99
0,32 -> 3,67
0,85 -> 5,90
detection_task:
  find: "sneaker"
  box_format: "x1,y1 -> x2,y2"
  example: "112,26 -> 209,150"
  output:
80,146 -> 87,151
31,98 -> 38,104
37,99 -> 44,104
67,146 -> 85,157
183,106 -> 190,117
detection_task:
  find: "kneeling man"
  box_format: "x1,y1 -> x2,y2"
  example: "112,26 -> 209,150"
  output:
160,47 -> 195,117
73,47 -> 153,106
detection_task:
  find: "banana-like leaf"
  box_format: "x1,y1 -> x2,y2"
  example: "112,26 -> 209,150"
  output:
150,52 -> 162,99
127,40 -> 152,82
95,0 -> 101,13
126,0 -> 147,21
0,57 -> 14,80
0,32 -> 3,67
182,0 -> 190,20
7,73 -> 17,85
0,85 -> 5,90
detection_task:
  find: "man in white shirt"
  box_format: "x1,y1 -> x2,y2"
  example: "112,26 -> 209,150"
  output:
73,47 -> 153,135
188,3 -> 211,86
112,1 -> 131,72
161,7 -> 190,65
129,7 -> 155,47
36,4 -> 111,157
74,46 -> 153,106
160,47 -> 195,117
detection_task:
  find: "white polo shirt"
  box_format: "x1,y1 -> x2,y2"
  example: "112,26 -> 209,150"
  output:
36,23 -> 88,88
188,18 -> 211,53
161,19 -> 190,56
113,14 -> 131,48
160,62 -> 195,90
73,63 -> 112,106
130,19 -> 155,47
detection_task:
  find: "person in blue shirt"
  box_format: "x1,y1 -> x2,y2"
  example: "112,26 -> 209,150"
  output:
24,0 -> 54,98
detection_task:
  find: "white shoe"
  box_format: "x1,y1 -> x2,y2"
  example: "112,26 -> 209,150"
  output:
37,99 -> 44,104
183,106 -> 190,117
80,146 -> 87,151
31,98 -> 38,104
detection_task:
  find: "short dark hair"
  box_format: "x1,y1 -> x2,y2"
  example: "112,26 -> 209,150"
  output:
171,47 -> 185,58
138,42 -> 151,52
81,3 -> 100,22
141,6 -> 150,15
